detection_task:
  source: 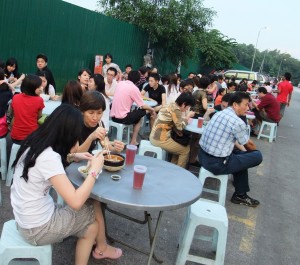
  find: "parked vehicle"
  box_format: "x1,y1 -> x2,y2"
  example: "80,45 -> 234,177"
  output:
224,70 -> 266,85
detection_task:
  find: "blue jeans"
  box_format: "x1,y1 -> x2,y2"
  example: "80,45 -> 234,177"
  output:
199,148 -> 263,194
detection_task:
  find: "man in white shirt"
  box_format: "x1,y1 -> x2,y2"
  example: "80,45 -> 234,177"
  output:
105,67 -> 118,96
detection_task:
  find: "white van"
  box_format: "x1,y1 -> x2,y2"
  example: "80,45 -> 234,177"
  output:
224,70 -> 266,85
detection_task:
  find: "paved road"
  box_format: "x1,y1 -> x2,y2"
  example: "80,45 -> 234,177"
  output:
1,88 -> 299,265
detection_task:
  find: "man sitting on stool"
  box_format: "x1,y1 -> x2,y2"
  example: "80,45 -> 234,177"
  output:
199,92 -> 263,207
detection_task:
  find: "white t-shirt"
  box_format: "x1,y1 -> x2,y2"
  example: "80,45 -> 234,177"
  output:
105,78 -> 118,96
165,85 -> 180,104
101,93 -> 110,130
11,147 -> 66,229
48,84 -> 55,97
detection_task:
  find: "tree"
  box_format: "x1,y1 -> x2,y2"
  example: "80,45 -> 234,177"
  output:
197,29 -> 238,70
97,0 -> 216,67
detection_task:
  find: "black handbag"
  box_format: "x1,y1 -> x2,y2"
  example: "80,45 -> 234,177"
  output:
171,127 -> 191,146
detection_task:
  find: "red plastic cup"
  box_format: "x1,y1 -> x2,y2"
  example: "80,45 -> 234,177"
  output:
133,165 -> 147,189
126,145 -> 137,165
197,117 -> 204,128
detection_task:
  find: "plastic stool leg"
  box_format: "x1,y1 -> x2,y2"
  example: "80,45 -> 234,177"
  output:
0,138 -> 7,181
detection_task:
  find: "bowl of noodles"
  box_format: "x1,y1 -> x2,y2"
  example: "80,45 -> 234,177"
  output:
103,154 -> 125,172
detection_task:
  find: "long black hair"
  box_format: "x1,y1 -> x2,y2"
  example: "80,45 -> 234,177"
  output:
12,104 -> 83,181
36,70 -> 50,95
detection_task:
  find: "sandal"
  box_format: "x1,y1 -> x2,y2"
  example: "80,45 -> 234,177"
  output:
92,244 -> 122,260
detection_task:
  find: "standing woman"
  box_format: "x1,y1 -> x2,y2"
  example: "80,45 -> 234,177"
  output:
102,53 -> 121,79
11,104 -> 122,265
4,58 -> 20,83
61,80 -> 83,108
78,68 -> 92,91
10,74 -> 44,144
88,74 -> 110,130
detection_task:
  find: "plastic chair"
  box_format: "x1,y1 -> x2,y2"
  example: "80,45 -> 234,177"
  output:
199,167 -> 229,206
0,137 -> 7,181
176,199 -> 228,265
0,220 -> 52,265
109,120 -> 132,145
246,124 -> 251,138
138,140 -> 166,160
6,144 -> 21,186
257,121 -> 277,143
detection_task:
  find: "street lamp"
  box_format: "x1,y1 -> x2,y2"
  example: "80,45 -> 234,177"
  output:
250,26 -> 268,72
259,49 -> 269,73
277,58 -> 286,79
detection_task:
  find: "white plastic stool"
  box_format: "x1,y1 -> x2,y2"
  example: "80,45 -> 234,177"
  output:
199,167 -> 228,206
176,200 -> 228,265
138,140 -> 166,160
6,144 -> 20,186
246,124 -> 251,137
109,120 -> 132,145
0,220 -> 52,265
0,137 -> 7,181
257,121 -> 277,143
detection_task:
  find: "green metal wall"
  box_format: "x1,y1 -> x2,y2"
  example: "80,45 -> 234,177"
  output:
0,0 -> 148,92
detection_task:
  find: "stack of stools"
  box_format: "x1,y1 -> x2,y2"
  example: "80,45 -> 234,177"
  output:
257,121 -> 277,143
176,167 -> 229,265
138,140 -> 166,160
0,220 -> 52,265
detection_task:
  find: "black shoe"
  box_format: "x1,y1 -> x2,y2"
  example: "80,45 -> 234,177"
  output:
231,193 -> 260,207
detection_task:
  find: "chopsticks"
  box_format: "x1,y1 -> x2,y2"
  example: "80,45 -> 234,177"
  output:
99,122 -> 111,159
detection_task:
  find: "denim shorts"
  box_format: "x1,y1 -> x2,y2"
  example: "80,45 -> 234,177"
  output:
17,199 -> 95,246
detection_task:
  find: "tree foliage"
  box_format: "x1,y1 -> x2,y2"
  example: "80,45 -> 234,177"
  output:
234,44 -> 300,84
97,0 -> 222,67
198,29 -> 238,70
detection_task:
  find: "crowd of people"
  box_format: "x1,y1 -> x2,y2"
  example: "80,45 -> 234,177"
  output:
0,52 -> 294,264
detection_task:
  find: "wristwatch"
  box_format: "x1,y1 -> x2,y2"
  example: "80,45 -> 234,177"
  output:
89,170 -> 101,180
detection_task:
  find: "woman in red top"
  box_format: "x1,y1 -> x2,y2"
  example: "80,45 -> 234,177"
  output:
11,74 -> 45,143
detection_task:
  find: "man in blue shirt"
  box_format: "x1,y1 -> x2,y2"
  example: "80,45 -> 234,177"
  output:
199,92 -> 263,207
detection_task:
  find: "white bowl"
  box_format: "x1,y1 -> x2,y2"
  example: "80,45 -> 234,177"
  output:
78,166 -> 89,179
78,166 -> 102,179
92,149 -> 102,156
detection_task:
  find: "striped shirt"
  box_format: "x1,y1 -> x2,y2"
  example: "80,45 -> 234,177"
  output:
200,107 -> 249,157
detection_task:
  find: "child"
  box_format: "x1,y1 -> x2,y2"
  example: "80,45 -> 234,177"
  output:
0,69 -> 13,137
10,74 -> 45,143
36,54 -> 56,90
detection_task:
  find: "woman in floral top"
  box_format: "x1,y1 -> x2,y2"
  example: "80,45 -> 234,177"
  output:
150,92 -> 195,167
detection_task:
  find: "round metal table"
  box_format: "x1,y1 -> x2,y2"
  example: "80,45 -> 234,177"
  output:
184,118 -> 205,134
43,100 -> 61,115
66,155 -> 202,265
67,155 -> 202,211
